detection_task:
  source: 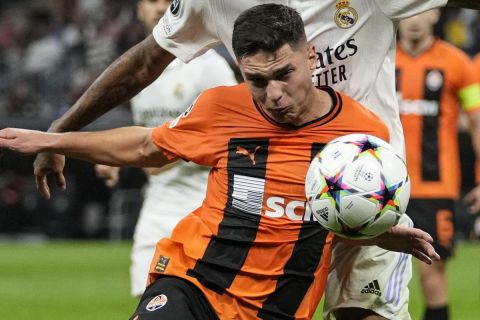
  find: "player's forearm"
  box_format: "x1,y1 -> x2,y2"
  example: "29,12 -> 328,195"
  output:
46,127 -> 166,167
447,0 -> 480,9
469,124 -> 480,161
49,36 -> 175,133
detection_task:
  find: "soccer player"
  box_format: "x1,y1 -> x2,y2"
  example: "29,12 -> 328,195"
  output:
396,9 -> 480,320
0,4 -> 440,319
31,0 -> 480,319
94,0 -> 237,297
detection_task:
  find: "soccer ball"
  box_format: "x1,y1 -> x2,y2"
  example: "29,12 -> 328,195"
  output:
305,134 -> 410,239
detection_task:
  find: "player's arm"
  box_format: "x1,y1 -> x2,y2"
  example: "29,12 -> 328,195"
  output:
51,36 -> 174,132
463,110 -> 480,213
456,60 -> 480,213
337,226 -> 440,265
0,127 -> 173,168
34,35 -> 174,198
447,0 -> 480,9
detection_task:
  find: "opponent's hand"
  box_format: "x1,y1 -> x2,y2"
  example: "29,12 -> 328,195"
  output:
464,185 -> 480,214
95,164 -> 120,188
372,225 -> 440,265
337,225 -> 440,265
33,153 -> 66,200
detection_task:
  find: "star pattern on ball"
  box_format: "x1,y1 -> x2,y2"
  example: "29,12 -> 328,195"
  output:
319,169 -> 357,213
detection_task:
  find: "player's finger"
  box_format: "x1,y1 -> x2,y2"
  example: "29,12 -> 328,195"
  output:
416,240 -> 440,261
409,227 -> 434,243
467,202 -> 480,214
35,175 -> 51,200
55,172 -> 66,191
411,248 -> 432,265
464,189 -> 474,203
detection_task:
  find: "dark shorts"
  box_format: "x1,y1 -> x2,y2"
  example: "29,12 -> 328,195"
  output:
130,276 -> 218,320
408,198 -> 455,260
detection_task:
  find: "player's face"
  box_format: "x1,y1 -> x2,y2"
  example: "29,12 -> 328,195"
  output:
239,43 -> 317,126
398,9 -> 440,42
137,0 -> 172,33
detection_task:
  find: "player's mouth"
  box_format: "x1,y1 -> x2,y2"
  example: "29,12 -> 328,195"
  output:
268,105 -> 294,119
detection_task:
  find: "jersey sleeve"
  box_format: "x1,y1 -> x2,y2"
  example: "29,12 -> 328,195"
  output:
374,0 -> 447,20
455,54 -> 480,113
151,88 -> 221,166
152,0 -> 221,62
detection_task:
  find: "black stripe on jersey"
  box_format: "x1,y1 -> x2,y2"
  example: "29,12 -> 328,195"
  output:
187,138 -> 269,294
258,142 -> 329,320
310,143 -> 327,162
422,69 -> 444,181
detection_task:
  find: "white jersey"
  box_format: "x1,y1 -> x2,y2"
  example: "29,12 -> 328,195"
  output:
130,49 -> 237,296
153,0 -> 447,157
131,49 -> 237,187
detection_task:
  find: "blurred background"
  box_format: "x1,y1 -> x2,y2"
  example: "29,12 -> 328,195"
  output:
0,1 -> 479,319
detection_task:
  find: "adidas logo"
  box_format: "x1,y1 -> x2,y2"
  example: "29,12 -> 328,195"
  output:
315,208 -> 329,221
361,279 -> 382,296
320,211 -> 328,221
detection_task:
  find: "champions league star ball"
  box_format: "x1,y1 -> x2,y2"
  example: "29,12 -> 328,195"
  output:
305,134 -> 410,239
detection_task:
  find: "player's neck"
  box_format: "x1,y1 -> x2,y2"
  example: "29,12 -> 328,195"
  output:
298,87 -> 333,125
399,35 -> 435,57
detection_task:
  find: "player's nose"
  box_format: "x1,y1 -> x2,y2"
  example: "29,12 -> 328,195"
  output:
266,80 -> 283,102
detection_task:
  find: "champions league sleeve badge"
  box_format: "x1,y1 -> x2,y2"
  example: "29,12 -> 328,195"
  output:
334,0 -> 358,29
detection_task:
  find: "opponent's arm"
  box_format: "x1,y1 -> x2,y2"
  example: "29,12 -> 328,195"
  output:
50,35 -> 174,132
1,127 -> 173,168
337,225 -> 440,265
447,0 -> 480,9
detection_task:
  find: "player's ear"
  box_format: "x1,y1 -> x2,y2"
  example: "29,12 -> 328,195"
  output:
431,8 -> 441,24
307,43 -> 317,71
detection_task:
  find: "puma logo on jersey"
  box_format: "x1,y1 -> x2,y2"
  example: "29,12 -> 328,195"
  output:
236,146 -> 261,165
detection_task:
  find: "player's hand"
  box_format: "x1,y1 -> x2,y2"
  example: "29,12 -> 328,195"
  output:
0,127 -> 65,199
95,164 -> 120,188
372,225 -> 440,265
33,153 -> 66,200
463,185 -> 480,214
0,128 -> 45,154
338,225 -> 440,264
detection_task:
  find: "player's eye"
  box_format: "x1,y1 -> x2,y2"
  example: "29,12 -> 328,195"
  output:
274,69 -> 294,81
249,78 -> 268,88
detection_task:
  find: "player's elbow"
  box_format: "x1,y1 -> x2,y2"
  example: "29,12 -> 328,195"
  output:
136,133 -> 168,168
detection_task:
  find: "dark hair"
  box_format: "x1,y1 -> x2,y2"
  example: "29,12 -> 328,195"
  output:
232,4 -> 307,60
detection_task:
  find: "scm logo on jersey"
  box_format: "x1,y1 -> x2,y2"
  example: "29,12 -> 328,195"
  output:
264,196 -> 316,221
334,0 -> 358,29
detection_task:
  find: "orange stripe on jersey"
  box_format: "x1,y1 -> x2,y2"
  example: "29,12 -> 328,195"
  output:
397,39 -> 479,199
149,83 -> 389,319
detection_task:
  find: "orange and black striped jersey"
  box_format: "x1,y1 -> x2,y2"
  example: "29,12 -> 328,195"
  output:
396,39 -> 480,199
148,83 -> 389,320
